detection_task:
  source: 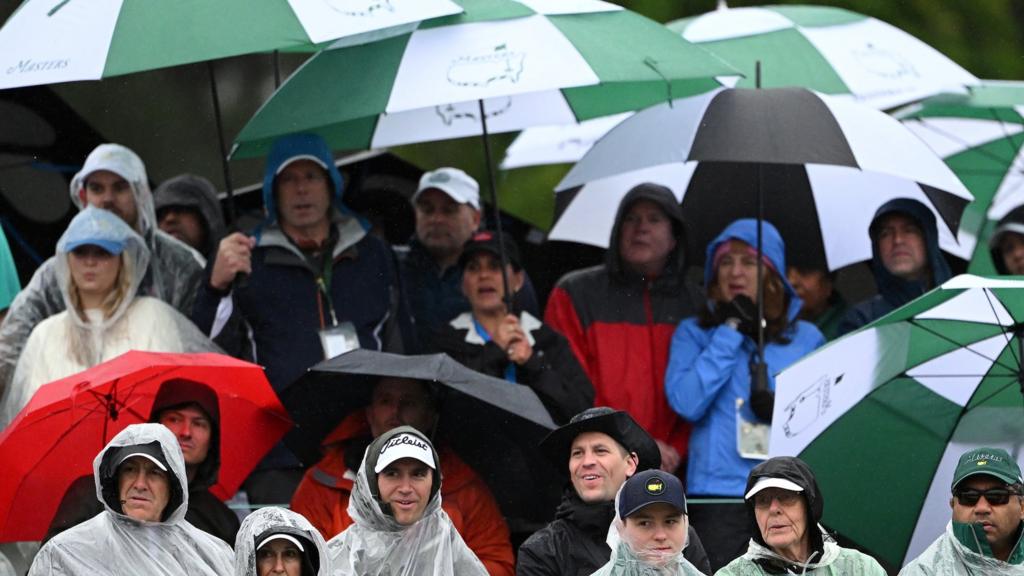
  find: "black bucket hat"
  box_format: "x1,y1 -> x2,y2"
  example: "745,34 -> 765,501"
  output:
540,407 -> 661,473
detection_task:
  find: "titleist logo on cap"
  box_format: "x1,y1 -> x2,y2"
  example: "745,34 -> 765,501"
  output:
380,433 -> 430,455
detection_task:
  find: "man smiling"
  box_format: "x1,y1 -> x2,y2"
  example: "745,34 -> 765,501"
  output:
901,447 -> 1024,573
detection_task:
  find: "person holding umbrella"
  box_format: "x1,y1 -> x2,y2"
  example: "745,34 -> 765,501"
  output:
665,219 -> 824,571
429,230 -> 593,424
718,456 -> 886,575
545,183 -> 702,475
838,198 -> 952,335
235,507 -> 330,576
289,376 -> 514,575
0,143 -> 205,393
1,206 -> 217,428
327,425 -> 488,575
28,423 -> 233,575
900,447 -> 1024,573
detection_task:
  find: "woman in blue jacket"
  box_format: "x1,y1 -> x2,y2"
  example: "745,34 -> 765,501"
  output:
665,219 -> 824,572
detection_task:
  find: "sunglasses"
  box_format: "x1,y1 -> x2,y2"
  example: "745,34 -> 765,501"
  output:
954,488 -> 1021,506
752,490 -> 801,509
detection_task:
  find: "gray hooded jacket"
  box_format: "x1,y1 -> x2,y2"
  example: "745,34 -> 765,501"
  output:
28,423 -> 233,576
0,145 -> 205,396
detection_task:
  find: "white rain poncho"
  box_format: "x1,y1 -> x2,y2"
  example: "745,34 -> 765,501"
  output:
716,536 -> 887,575
234,507 -> 331,576
899,521 -> 1024,575
1,207 -> 218,427
0,144 -> 205,395
28,423 -> 233,575
327,426 -> 488,576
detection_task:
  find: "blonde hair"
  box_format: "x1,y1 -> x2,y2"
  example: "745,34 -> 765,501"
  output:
68,253 -> 131,321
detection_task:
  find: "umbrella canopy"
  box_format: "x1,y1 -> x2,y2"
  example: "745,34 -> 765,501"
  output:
0,0 -> 461,88
770,274 -> 1024,568
0,351 -> 291,541
230,0 -> 739,159
898,81 -> 1024,273
281,349 -> 560,523
552,86 -> 974,271
669,4 -> 978,110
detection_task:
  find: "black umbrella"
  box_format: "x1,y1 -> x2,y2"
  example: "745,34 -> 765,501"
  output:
281,349 -> 561,525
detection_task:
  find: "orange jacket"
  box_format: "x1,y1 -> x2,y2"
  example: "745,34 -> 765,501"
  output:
290,413 -> 515,576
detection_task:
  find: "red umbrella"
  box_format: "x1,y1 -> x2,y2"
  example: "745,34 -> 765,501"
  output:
0,351 -> 291,541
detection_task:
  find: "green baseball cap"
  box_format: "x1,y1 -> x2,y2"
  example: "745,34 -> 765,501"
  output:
952,447 -> 1023,490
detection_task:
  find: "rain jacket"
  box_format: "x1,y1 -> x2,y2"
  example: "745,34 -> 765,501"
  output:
0,144 -> 205,395
545,184 -> 703,459
989,204 -> 1024,275
2,207 -> 218,428
517,487 -> 711,576
899,521 -> 1024,575
838,199 -> 952,335
327,426 -> 489,576
665,220 -> 824,497
429,311 -> 594,424
0,226 -> 18,312
154,173 -> 227,258
29,423 -> 234,575
234,507 -> 331,576
718,456 -> 885,576
290,412 -> 514,575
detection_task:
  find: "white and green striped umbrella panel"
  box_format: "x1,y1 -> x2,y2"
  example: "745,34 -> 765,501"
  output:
772,274 -> 1024,568
550,87 -> 973,271
0,0 -> 462,89
899,81 -> 1024,274
669,4 -> 978,111
231,0 -> 737,159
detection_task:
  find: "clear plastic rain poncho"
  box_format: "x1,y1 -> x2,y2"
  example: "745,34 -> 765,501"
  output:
234,507 -> 331,576
327,426 -> 488,576
899,521 -> 1024,576
716,534 -> 886,576
29,423 -> 234,575
2,206 -> 219,427
591,481 -> 705,576
0,143 -> 205,395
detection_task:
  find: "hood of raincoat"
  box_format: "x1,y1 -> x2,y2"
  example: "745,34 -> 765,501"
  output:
868,198 -> 952,306
94,423 -> 188,525
327,426 -> 488,576
899,521 -> 1024,574
235,507 -> 331,576
990,204 -> 1024,275
69,144 -> 156,238
153,174 -> 226,257
261,133 -> 346,225
606,183 -> 688,282
743,457 -> 825,572
703,219 -> 802,323
148,378 -> 222,492
54,206 -> 151,365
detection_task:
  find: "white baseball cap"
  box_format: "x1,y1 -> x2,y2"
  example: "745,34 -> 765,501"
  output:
413,167 -> 480,210
374,432 -> 437,473
744,477 -> 804,500
256,533 -> 305,552
275,154 -> 328,175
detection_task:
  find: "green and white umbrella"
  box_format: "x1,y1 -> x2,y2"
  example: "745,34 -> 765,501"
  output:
771,274 -> 1024,568
898,81 -> 1024,274
669,4 -> 978,111
231,0 -> 738,159
0,0 -> 461,88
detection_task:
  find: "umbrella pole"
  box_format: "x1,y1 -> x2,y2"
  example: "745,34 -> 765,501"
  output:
755,61 -> 766,369
207,61 -> 237,224
476,99 -> 514,313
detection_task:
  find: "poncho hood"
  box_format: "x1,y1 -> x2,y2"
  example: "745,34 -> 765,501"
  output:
234,507 -> 331,576
69,144 -> 156,238
94,423 -> 188,525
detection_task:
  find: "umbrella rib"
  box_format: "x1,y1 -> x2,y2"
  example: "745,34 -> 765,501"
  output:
981,288 -> 1022,370
919,121 -> 1022,167
907,317 -> 1019,373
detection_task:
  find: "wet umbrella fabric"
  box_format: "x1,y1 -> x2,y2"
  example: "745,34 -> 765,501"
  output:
898,81 -> 1024,273
281,348 -> 560,523
0,350 -> 291,541
770,274 -> 1024,568
552,86 -> 973,271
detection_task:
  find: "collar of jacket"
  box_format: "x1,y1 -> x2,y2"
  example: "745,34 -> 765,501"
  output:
450,311 -> 541,346
554,486 -> 615,542
953,520 -> 1024,564
259,213 -> 365,270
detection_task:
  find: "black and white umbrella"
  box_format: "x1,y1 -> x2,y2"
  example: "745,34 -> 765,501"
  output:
551,87 -> 974,270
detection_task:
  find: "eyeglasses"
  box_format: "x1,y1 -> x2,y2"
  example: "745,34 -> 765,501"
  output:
954,488 -> 1021,506
752,490 -> 801,509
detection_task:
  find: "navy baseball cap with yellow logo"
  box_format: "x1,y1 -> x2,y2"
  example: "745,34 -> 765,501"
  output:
952,447 -> 1023,490
618,469 -> 687,518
